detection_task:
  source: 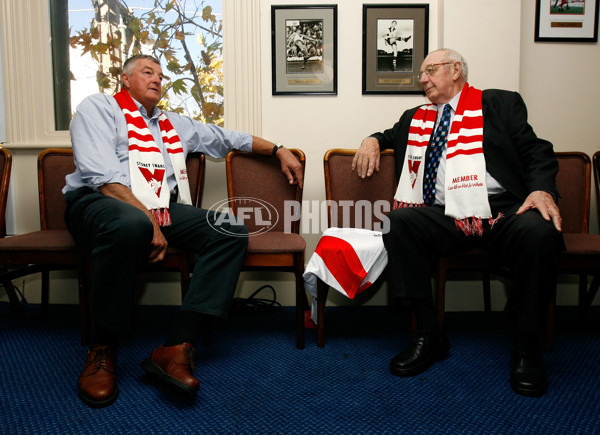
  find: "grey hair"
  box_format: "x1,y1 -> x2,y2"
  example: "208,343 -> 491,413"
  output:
429,48 -> 469,81
122,54 -> 161,75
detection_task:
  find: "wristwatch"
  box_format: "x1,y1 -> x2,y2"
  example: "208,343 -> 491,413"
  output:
272,143 -> 283,156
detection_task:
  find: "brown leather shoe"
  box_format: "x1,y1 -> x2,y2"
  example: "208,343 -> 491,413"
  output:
78,345 -> 118,408
141,343 -> 199,397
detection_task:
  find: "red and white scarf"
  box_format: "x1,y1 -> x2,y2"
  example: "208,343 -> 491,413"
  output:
114,89 -> 192,226
394,83 -> 501,236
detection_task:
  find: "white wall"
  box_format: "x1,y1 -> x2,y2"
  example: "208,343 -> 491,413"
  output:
1,0 -> 599,310
521,0 -> 600,233
0,31 -> 6,144
520,0 -> 600,305
257,0 -> 523,310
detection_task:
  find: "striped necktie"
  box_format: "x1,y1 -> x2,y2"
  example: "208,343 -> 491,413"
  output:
423,104 -> 452,205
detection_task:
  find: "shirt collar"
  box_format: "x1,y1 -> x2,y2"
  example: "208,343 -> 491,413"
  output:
440,91 -> 461,114
130,96 -> 162,119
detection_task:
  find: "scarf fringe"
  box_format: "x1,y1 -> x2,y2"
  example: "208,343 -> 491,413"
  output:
393,200 -> 425,209
455,217 -> 484,236
151,208 -> 172,227
454,212 -> 504,236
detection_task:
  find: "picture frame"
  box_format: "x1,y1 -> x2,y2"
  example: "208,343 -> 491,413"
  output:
535,0 -> 599,42
271,5 -> 338,95
362,4 -> 429,95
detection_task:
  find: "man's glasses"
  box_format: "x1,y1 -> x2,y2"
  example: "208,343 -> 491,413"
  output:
417,62 -> 452,80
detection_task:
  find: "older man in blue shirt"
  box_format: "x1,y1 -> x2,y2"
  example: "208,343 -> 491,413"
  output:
64,54 -> 303,408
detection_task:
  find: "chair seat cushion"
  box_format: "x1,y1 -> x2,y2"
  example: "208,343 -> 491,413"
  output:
247,232 -> 305,253
563,233 -> 600,255
0,230 -> 78,251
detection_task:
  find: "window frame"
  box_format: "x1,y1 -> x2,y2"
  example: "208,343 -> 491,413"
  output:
0,0 -> 261,149
0,0 -> 70,148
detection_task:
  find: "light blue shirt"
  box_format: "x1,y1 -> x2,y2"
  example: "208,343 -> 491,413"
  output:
64,93 -> 253,194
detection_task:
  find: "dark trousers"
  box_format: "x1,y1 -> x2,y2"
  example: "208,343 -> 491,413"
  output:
382,192 -> 565,336
65,187 -> 248,334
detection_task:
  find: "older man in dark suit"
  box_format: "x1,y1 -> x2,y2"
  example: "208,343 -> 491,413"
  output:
353,48 -> 564,397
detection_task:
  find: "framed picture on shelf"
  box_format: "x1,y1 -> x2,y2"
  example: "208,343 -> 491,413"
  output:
362,4 -> 429,95
535,0 -> 599,42
271,5 -> 338,95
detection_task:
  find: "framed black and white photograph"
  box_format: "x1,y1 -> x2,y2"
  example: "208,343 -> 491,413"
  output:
362,4 -> 429,95
271,5 -> 338,95
535,0 -> 599,42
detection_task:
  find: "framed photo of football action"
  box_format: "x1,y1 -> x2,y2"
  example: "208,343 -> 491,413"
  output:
271,5 -> 338,95
535,0 -> 599,42
362,4 -> 429,95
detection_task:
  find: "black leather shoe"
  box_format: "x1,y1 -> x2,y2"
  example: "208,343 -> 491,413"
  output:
389,327 -> 450,377
510,337 -> 548,397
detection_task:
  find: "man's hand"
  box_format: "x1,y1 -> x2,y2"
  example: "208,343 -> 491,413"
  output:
516,190 -> 562,232
251,136 -> 304,188
99,183 -> 169,262
352,137 -> 381,178
277,147 -> 304,188
147,220 -> 168,264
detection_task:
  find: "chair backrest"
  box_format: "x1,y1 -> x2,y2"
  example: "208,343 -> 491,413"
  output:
323,148 -> 396,230
555,151 -> 591,234
226,149 -> 306,234
592,151 -> 600,228
38,149 -> 206,231
0,147 -> 13,237
185,152 -> 206,207
38,149 -> 76,231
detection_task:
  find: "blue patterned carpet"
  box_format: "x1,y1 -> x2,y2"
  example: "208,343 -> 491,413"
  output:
1,302 -> 600,434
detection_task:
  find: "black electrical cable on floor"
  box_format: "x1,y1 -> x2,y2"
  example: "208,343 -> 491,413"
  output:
231,284 -> 281,314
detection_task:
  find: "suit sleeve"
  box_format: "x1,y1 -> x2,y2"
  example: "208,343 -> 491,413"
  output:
507,92 -> 558,196
369,107 -> 419,151
368,107 -> 420,179
482,90 -> 558,200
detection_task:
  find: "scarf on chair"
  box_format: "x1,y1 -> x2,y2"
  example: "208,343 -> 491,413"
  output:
393,83 -> 502,236
114,89 -> 192,227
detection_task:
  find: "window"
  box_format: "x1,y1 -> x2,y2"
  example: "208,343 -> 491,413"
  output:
51,0 -> 224,130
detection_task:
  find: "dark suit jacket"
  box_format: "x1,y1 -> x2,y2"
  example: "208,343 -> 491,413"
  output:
370,89 -> 558,201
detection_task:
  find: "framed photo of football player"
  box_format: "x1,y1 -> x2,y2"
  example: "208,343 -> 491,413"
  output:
535,0 -> 599,42
271,5 -> 338,95
362,4 -> 429,95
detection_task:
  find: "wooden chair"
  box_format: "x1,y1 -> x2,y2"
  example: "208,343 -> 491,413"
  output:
435,151 -> 598,351
0,147 -> 24,316
545,151 -> 600,350
138,152 -> 206,299
317,148 -> 397,347
94,151 -> 206,336
225,149 -> 307,349
0,148 -> 89,342
0,148 -> 11,239
435,252 -> 493,324
579,151 -> 600,312
0,149 -> 205,344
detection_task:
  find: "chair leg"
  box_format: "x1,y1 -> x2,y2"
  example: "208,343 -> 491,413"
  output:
78,261 -> 91,346
544,288 -> 556,352
201,316 -> 212,347
436,260 -> 448,326
295,271 -> 305,349
2,279 -> 25,319
581,274 -> 600,321
578,273 -> 587,318
483,270 -> 491,315
41,268 -> 50,317
316,279 -> 329,348
179,260 -> 191,301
